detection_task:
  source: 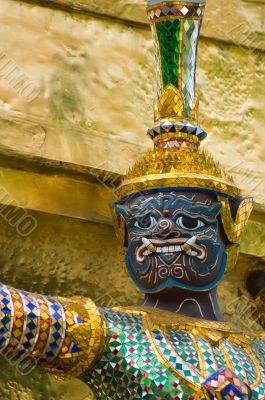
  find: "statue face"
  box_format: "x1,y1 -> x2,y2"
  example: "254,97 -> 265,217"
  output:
114,190 -> 229,293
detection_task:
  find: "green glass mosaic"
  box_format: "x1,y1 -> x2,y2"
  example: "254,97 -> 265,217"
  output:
155,19 -> 181,88
82,309 -> 265,399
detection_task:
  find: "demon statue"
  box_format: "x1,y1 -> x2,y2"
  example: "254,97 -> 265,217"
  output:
0,0 -> 264,399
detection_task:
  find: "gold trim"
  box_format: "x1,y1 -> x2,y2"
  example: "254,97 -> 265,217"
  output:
189,332 -> 207,378
178,18 -> 183,90
157,116 -> 196,123
226,245 -> 240,273
114,306 -> 265,339
117,173 -> 241,199
153,132 -> 200,145
218,342 -> 234,371
245,347 -> 263,389
191,330 -> 219,374
142,311 -> 202,392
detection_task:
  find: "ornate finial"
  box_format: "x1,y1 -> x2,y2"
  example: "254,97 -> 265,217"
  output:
115,0 -> 250,207
146,0 -> 206,147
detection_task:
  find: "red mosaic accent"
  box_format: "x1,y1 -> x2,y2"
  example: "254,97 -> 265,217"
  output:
203,367 -> 252,399
161,140 -> 198,149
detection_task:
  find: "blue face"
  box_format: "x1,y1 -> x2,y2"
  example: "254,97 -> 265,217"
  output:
114,191 -> 228,293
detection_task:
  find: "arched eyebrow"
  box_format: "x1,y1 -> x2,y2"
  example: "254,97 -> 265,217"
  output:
115,198 -> 161,219
172,200 -> 222,219
115,196 -> 222,221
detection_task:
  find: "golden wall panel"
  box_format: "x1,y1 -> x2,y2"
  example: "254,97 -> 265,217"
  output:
0,0 -> 264,182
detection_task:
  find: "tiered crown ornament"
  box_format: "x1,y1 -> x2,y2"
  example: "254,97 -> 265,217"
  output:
115,0 -> 253,255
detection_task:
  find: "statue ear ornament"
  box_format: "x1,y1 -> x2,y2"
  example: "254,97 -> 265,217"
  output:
225,245 -> 240,274
218,197 -> 254,244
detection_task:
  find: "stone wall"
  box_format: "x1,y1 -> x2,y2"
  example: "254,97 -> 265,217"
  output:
0,0 -> 264,399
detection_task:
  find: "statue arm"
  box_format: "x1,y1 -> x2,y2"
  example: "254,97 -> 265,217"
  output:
0,283 -> 106,379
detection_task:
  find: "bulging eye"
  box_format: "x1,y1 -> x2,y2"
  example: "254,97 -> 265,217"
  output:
176,216 -> 205,230
134,216 -> 157,230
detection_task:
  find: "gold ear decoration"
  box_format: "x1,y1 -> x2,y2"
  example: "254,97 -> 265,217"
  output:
226,245 -> 240,273
218,197 -> 253,243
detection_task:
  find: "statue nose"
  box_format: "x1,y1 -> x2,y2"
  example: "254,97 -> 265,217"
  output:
157,218 -> 173,234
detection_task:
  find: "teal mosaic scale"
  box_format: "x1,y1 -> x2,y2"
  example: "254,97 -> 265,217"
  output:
82,308 -> 265,400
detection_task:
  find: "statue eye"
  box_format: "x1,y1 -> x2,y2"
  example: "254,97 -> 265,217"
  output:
176,216 -> 205,230
134,216 -> 157,230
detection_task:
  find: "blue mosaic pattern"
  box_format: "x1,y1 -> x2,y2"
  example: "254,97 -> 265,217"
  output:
0,285 -> 13,350
147,120 -> 207,140
0,283 -> 83,368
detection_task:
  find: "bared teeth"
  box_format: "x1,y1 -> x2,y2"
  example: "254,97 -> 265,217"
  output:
155,245 -> 183,253
138,236 -> 205,261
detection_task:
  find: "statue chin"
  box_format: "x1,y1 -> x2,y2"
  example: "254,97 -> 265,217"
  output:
124,242 -> 228,293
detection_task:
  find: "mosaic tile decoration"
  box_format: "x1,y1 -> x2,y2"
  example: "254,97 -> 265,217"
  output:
83,307 -> 265,400
182,19 -> 200,117
155,18 -> 181,88
0,284 -> 264,398
147,119 -> 207,140
0,283 -> 105,380
148,0 -> 205,126
147,0 -> 205,6
203,367 -> 253,400
147,4 -> 205,22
